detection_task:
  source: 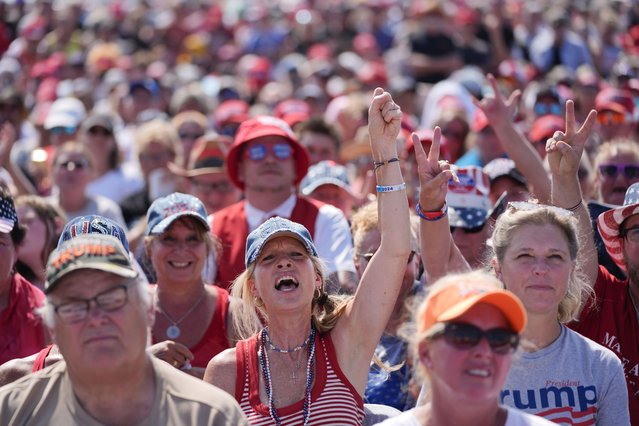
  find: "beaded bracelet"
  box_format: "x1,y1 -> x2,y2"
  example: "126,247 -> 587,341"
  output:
566,199 -> 582,212
376,183 -> 406,193
416,202 -> 448,221
373,157 -> 399,171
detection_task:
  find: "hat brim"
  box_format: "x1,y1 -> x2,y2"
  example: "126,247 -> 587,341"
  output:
167,161 -> 225,178
448,206 -> 489,228
438,291 -> 527,333
146,211 -> 210,236
246,229 -> 317,267
597,203 -> 639,272
226,135 -> 310,191
44,114 -> 79,130
301,178 -> 353,196
46,264 -> 138,294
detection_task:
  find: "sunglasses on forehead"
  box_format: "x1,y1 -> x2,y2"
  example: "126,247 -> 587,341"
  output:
243,143 -> 293,162
428,322 -> 519,355
598,163 -> 639,180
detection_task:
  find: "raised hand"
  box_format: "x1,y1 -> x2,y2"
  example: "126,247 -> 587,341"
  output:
546,100 -> 597,177
368,87 -> 402,158
472,73 -> 520,126
413,127 -> 457,211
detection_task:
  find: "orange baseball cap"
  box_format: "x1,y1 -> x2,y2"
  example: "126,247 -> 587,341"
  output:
419,281 -> 526,334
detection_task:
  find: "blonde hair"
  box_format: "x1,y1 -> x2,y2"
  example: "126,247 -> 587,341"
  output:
134,119 -> 181,159
491,204 -> 592,323
351,200 -> 419,253
230,253 -> 352,340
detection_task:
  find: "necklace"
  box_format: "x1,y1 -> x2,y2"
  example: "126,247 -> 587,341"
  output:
259,323 -> 316,426
263,326 -> 312,353
155,289 -> 206,339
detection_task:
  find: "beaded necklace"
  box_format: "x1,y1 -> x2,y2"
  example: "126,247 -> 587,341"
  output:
258,323 -> 316,426
264,326 -> 312,353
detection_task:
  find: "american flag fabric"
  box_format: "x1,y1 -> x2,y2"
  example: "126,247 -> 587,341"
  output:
597,182 -> 639,272
446,166 -> 492,228
0,195 -> 17,233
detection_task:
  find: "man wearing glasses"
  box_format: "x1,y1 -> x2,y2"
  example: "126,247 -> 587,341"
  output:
211,116 -> 357,293
0,233 -> 246,425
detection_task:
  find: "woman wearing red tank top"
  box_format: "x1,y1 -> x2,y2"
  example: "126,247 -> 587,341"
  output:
204,89 -> 411,425
144,192 -> 239,378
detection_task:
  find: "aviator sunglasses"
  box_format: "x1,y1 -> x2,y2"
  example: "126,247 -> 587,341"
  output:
428,322 -> 520,355
243,143 -> 293,162
598,163 -> 639,180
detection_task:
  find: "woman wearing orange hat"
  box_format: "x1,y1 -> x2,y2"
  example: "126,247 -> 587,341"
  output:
377,271 -> 555,426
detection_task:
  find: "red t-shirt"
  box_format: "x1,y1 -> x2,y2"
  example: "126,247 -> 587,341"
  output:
569,265 -> 639,425
0,273 -> 46,365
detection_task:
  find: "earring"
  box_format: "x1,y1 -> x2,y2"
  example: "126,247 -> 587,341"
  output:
254,296 -> 264,308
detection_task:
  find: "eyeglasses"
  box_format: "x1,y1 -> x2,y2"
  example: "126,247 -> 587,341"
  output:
597,111 -> 629,126
621,226 -> 639,243
533,103 -> 561,116
57,159 -> 89,171
428,322 -> 519,355
178,132 -> 204,141
358,250 -> 416,264
50,126 -> 77,135
507,201 -> 572,217
243,143 -> 292,162
450,224 -> 485,234
52,284 -> 129,324
190,179 -> 234,193
598,163 -> 639,180
88,126 -> 112,137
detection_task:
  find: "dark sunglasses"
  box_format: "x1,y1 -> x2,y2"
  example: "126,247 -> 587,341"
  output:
88,126 -> 112,136
50,126 -> 77,135
57,159 -> 89,171
179,132 -> 204,140
243,143 -> 292,162
598,163 -> 639,179
358,250 -> 416,264
450,224 -> 485,234
429,322 -> 519,355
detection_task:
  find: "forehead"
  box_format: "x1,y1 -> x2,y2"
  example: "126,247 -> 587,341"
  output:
600,152 -> 639,164
191,172 -> 230,183
49,269 -> 125,299
56,151 -> 88,162
507,223 -> 570,251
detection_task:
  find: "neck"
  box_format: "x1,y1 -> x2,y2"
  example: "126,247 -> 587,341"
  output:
246,188 -> 294,212
521,313 -> 562,350
266,313 -> 313,350
59,192 -> 88,212
69,355 -> 155,425
423,398 -> 504,426
156,283 -> 206,309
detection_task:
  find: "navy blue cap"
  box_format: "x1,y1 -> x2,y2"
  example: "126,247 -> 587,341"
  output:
129,78 -> 160,97
245,217 -> 317,267
58,215 -> 129,252
145,192 -> 209,236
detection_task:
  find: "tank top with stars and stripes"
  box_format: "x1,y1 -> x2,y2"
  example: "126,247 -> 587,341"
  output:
235,331 -> 365,425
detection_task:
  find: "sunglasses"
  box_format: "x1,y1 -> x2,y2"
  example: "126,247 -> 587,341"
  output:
450,224 -> 485,234
243,143 -> 293,162
88,126 -> 112,136
507,201 -> 572,217
428,322 -> 519,355
533,103 -> 561,116
358,250 -> 416,264
597,111 -> 629,126
598,163 -> 639,179
179,132 -> 204,141
57,159 -> 89,171
50,126 -> 77,135
621,226 -> 639,244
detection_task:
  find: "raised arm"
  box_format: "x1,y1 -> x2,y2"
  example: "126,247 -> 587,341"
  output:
474,74 -> 551,203
332,88 -> 411,392
547,100 -> 599,288
414,127 -> 468,283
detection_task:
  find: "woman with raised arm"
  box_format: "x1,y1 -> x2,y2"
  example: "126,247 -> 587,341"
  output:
203,88 -> 411,425
414,98 -> 630,424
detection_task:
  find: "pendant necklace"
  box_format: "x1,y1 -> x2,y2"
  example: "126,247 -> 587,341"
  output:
156,289 -> 206,339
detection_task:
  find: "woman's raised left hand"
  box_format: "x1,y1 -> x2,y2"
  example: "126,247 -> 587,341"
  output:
368,87 -> 402,159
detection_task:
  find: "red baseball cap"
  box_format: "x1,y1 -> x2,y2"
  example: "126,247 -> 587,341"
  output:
529,115 -> 565,143
595,87 -> 635,116
225,116 -> 310,190
273,99 -> 311,128
214,100 -> 250,128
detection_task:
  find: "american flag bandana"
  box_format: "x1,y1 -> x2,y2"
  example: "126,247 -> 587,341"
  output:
0,195 -> 17,234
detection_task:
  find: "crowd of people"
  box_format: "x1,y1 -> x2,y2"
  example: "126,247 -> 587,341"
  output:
1,0 -> 639,424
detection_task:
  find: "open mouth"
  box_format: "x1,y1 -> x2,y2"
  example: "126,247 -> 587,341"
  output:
275,276 -> 299,291
169,261 -> 191,269
466,368 -> 490,378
